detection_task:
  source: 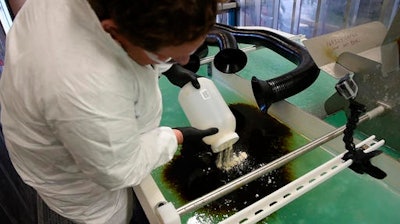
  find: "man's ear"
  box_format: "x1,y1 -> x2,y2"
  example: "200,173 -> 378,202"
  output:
100,19 -> 134,55
101,19 -> 119,39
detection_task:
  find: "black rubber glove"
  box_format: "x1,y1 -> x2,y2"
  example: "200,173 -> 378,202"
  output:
162,64 -> 200,89
175,127 -> 218,143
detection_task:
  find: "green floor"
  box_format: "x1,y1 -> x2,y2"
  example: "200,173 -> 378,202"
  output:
153,45 -> 400,223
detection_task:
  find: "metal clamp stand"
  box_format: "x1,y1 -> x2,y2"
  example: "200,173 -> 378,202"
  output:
336,74 -> 387,179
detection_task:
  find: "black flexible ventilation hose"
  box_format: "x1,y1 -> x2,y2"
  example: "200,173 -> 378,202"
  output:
194,42 -> 209,59
206,27 -> 248,74
183,42 -> 209,73
182,54 -> 201,73
214,23 -> 320,112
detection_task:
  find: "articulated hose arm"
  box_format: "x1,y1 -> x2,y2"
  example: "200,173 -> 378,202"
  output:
214,23 -> 320,112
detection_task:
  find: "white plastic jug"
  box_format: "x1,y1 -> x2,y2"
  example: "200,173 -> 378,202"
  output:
178,77 -> 239,153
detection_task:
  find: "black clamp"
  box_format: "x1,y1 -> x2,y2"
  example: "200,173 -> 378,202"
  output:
336,75 -> 387,179
342,148 -> 387,179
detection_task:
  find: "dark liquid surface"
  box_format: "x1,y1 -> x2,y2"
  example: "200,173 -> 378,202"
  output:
162,103 -> 294,215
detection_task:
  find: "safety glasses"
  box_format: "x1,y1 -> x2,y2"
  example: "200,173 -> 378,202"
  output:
144,50 -> 177,65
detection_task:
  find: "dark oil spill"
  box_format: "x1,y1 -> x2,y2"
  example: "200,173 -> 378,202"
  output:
162,103 -> 294,215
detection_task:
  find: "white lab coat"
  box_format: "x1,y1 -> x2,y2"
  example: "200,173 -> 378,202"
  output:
0,0 -> 178,223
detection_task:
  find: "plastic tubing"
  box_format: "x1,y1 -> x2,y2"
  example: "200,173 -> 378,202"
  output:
205,27 -> 248,74
214,23 -> 320,112
183,42 -> 209,72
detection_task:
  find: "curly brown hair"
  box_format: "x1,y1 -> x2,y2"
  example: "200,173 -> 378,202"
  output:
88,0 -> 219,51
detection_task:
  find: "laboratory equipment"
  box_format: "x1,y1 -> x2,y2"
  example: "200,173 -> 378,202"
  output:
178,77 -> 239,153
134,17 -> 400,223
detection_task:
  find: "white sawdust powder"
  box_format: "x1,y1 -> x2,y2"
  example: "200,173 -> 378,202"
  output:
216,144 -> 248,171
